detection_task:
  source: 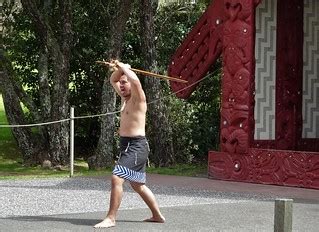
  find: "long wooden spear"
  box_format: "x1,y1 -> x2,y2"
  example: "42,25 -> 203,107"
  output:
96,61 -> 188,83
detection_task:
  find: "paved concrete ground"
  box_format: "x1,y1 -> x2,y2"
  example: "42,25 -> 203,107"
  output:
0,174 -> 318,232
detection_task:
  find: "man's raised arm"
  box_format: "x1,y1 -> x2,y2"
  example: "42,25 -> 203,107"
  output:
115,61 -> 146,101
110,67 -> 123,97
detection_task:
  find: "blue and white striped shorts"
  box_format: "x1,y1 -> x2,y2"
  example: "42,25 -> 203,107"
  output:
113,136 -> 149,184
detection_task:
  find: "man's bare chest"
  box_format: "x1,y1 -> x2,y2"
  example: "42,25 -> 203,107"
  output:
121,100 -> 146,118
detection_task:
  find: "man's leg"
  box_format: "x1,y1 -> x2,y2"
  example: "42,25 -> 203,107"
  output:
94,175 -> 125,228
130,182 -> 165,223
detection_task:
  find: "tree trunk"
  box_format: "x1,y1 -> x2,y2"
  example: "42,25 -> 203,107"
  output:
37,49 -> 50,146
91,0 -> 133,169
20,0 -> 73,165
0,52 -> 45,165
140,0 -> 175,166
0,4 -> 47,165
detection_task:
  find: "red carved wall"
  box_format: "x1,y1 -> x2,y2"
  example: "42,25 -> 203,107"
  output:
169,0 -> 319,189
220,0 -> 256,155
168,0 -> 225,98
209,148 -> 319,189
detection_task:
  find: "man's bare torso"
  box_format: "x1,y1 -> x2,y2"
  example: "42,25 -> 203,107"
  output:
119,98 -> 147,137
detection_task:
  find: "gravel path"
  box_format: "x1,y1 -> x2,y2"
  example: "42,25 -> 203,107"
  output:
0,177 -> 249,218
1,177 -> 318,232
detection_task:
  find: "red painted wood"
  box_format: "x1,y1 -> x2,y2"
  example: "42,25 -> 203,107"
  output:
208,149 -> 319,189
253,140 -> 276,149
299,139 -> 319,152
220,0 -> 256,154
168,0 -> 319,189
168,0 -> 225,98
253,139 -> 319,152
275,0 -> 304,150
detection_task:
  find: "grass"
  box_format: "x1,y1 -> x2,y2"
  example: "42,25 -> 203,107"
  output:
0,94 -> 207,180
147,164 -> 207,177
0,95 -> 14,141
0,160 -> 206,180
0,158 -> 114,180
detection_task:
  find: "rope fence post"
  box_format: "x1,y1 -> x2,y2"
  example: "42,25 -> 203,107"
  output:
274,198 -> 293,232
70,107 -> 75,177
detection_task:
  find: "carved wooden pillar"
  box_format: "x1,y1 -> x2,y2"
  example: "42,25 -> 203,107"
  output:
220,0 -> 256,155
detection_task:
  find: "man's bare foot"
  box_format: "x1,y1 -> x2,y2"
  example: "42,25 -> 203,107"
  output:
143,215 -> 165,223
94,218 -> 115,228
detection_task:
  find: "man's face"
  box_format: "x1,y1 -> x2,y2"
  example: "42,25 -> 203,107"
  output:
119,75 -> 131,97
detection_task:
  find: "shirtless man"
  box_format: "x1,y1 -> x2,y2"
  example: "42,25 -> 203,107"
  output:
94,60 -> 165,228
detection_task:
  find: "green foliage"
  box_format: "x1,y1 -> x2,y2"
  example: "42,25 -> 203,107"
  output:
2,2 -> 40,96
155,3 -> 208,68
154,3 -> 221,163
69,1 -> 126,157
186,68 -> 221,161
168,69 -> 221,164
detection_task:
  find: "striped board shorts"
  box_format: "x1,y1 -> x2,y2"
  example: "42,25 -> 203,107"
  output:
113,136 -> 150,184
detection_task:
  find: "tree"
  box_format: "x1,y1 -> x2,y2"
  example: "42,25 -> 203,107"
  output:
140,0 -> 175,166
0,49 -> 44,165
89,0 -> 134,169
1,1 -> 47,165
1,0 -> 73,166
21,0 -> 73,165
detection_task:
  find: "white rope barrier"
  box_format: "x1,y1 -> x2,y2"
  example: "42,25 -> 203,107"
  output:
0,118 -> 71,128
72,109 -> 123,120
0,110 -> 124,128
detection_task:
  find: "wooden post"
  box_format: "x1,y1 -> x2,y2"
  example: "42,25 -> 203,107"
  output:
69,107 -> 74,177
274,199 -> 293,232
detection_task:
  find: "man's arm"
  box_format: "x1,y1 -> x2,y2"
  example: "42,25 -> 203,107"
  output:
116,61 -> 146,101
109,68 -> 123,97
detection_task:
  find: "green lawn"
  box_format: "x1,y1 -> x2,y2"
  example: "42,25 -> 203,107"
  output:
0,95 -> 14,141
147,164 -> 207,177
0,94 -> 25,178
0,94 -> 206,180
